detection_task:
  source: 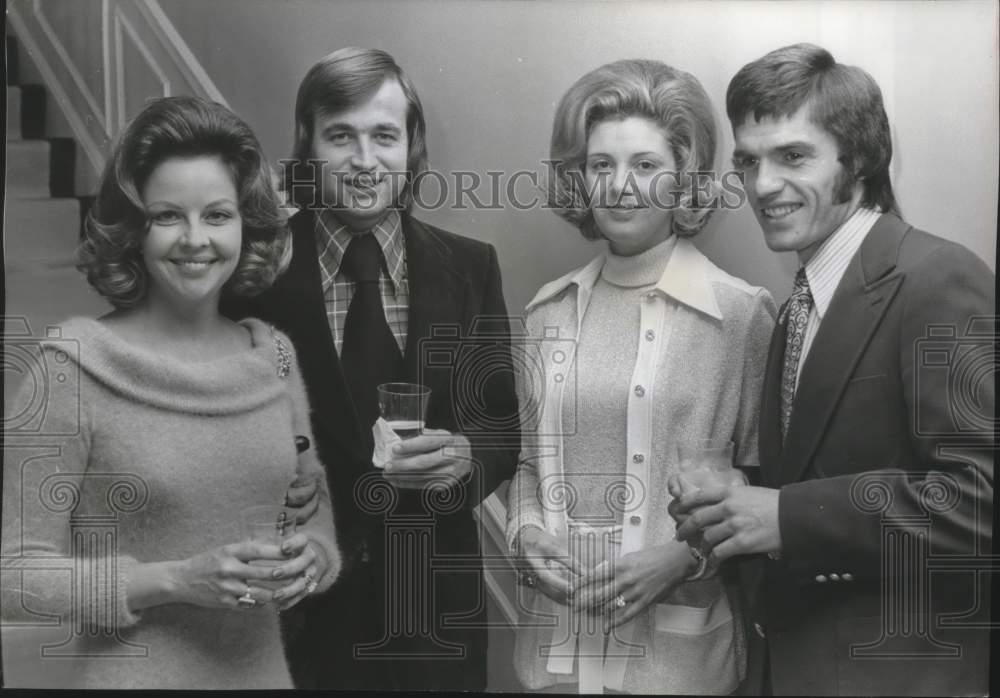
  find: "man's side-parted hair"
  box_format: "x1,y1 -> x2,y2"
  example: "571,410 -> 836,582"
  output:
726,43 -> 898,215
286,47 -> 429,211
77,96 -> 291,308
548,59 -> 718,239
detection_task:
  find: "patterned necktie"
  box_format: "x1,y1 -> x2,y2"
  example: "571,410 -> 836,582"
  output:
340,233 -> 403,431
780,268 -> 813,440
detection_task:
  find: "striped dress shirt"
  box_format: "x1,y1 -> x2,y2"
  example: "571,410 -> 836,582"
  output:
793,206 -> 882,390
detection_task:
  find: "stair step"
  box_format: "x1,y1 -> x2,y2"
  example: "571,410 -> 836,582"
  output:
5,139 -> 52,196
18,84 -> 48,139
7,86 -> 22,138
4,265 -> 111,337
5,137 -> 76,197
4,197 -> 81,267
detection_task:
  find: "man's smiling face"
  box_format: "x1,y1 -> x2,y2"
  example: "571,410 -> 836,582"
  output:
733,105 -> 863,264
310,78 -> 409,231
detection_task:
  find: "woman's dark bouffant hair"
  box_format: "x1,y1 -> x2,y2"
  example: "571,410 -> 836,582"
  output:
77,95 -> 291,308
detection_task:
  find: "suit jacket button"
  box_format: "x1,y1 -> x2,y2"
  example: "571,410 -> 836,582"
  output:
629,515 -> 642,526
814,574 -> 828,583
753,622 -> 766,639
842,572 -> 854,582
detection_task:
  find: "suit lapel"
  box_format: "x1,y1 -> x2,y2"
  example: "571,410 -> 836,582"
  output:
401,216 -> 469,382
779,214 -> 909,483
275,210 -> 369,465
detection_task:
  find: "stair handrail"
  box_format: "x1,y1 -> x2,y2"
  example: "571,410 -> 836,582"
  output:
8,0 -> 229,182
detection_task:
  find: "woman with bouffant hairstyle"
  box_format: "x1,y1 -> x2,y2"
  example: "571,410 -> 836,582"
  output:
548,58 -> 719,240
507,60 -> 775,693
2,96 -> 340,689
78,95 -> 291,305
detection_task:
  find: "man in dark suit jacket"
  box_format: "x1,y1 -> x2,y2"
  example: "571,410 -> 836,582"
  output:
669,44 -> 993,695
225,47 -> 519,691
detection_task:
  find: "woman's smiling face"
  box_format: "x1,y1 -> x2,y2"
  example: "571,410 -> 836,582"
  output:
585,116 -> 678,256
141,155 -> 243,312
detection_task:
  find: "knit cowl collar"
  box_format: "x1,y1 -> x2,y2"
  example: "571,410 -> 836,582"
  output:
45,317 -> 287,416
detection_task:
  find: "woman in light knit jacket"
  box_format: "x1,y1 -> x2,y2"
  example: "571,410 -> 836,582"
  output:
506,60 -> 775,694
1,97 -> 340,689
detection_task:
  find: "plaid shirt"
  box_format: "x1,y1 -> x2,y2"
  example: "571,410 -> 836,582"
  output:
315,209 -> 409,354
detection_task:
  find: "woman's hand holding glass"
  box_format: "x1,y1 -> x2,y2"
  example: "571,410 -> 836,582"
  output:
238,504 -> 323,611
163,531 -> 323,612
571,541 -> 698,629
515,525 -> 585,605
263,533 -> 323,611
166,539 -> 291,610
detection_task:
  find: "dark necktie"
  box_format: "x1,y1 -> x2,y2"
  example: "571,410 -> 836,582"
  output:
340,233 -> 403,432
780,268 -> 813,440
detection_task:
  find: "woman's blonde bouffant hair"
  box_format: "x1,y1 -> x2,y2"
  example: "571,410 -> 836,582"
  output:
548,59 -> 719,239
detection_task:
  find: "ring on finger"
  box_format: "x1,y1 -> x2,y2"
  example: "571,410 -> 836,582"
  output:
614,593 -> 627,609
304,573 -> 318,594
237,586 -> 257,609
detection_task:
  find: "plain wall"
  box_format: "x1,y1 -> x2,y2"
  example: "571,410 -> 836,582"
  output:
156,0 -> 998,312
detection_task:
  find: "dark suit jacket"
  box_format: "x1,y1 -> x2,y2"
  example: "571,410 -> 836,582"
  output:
754,214 -> 994,696
223,209 -> 519,689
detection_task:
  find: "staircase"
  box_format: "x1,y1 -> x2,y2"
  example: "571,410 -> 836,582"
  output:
5,36 -> 110,689
5,33 -> 110,344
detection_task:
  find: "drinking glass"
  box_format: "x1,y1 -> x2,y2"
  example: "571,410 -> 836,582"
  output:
377,382 -> 431,439
676,439 -> 736,494
240,504 -> 297,591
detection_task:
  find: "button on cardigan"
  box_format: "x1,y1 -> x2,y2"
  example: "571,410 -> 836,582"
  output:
506,238 -> 776,693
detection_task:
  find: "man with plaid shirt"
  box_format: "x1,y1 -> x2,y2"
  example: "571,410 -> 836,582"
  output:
224,47 -> 519,690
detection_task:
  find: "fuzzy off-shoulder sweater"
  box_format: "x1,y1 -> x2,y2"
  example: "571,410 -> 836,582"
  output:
1,317 -> 340,689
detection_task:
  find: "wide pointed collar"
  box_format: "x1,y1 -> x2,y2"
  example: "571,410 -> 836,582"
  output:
526,237 -> 723,321
314,209 -> 406,294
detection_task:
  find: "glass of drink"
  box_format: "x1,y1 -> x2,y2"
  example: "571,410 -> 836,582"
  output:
377,382 -> 431,439
675,440 -> 735,562
676,439 -> 736,495
239,504 -> 297,591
